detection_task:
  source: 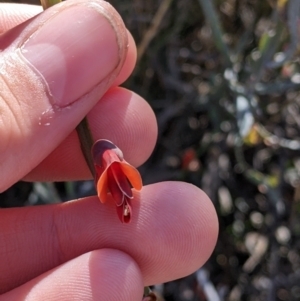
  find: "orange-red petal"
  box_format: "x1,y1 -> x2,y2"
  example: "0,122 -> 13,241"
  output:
119,162 -> 143,191
96,168 -> 109,203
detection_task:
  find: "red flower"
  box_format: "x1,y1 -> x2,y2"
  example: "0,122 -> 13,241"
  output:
92,139 -> 142,223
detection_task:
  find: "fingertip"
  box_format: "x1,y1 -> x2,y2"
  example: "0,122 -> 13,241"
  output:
179,182 -> 219,262
138,181 -> 219,284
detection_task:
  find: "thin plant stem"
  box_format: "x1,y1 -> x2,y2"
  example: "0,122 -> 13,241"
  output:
40,0 -> 61,10
197,0 -> 232,68
75,117 -> 96,177
137,0 -> 174,62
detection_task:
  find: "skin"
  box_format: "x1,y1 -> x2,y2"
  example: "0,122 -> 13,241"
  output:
0,1 -> 219,300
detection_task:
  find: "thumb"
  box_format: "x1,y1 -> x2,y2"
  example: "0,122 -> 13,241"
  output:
0,0 -> 127,192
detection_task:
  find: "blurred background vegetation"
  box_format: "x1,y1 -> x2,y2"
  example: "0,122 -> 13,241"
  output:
2,0 -> 300,300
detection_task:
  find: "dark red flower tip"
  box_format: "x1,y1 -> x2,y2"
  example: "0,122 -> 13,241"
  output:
92,139 -> 143,223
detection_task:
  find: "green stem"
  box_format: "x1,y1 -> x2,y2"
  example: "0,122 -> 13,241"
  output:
40,0 -> 61,10
197,0 -> 232,68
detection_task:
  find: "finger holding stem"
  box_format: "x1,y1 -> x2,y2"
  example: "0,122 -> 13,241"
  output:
41,0 -> 96,178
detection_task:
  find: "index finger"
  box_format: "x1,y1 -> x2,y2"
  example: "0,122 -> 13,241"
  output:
0,181 -> 218,293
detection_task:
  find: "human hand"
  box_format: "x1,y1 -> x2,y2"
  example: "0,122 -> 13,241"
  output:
0,1 -> 218,300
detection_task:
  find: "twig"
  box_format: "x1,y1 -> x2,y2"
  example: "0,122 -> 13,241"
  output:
75,117 -> 96,177
268,0 -> 300,68
256,123 -> 300,150
137,0 -> 174,62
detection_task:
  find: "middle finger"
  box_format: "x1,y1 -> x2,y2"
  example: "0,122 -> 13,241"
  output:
24,87 -> 157,181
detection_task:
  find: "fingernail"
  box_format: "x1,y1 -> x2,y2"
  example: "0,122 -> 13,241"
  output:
21,5 -> 120,107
